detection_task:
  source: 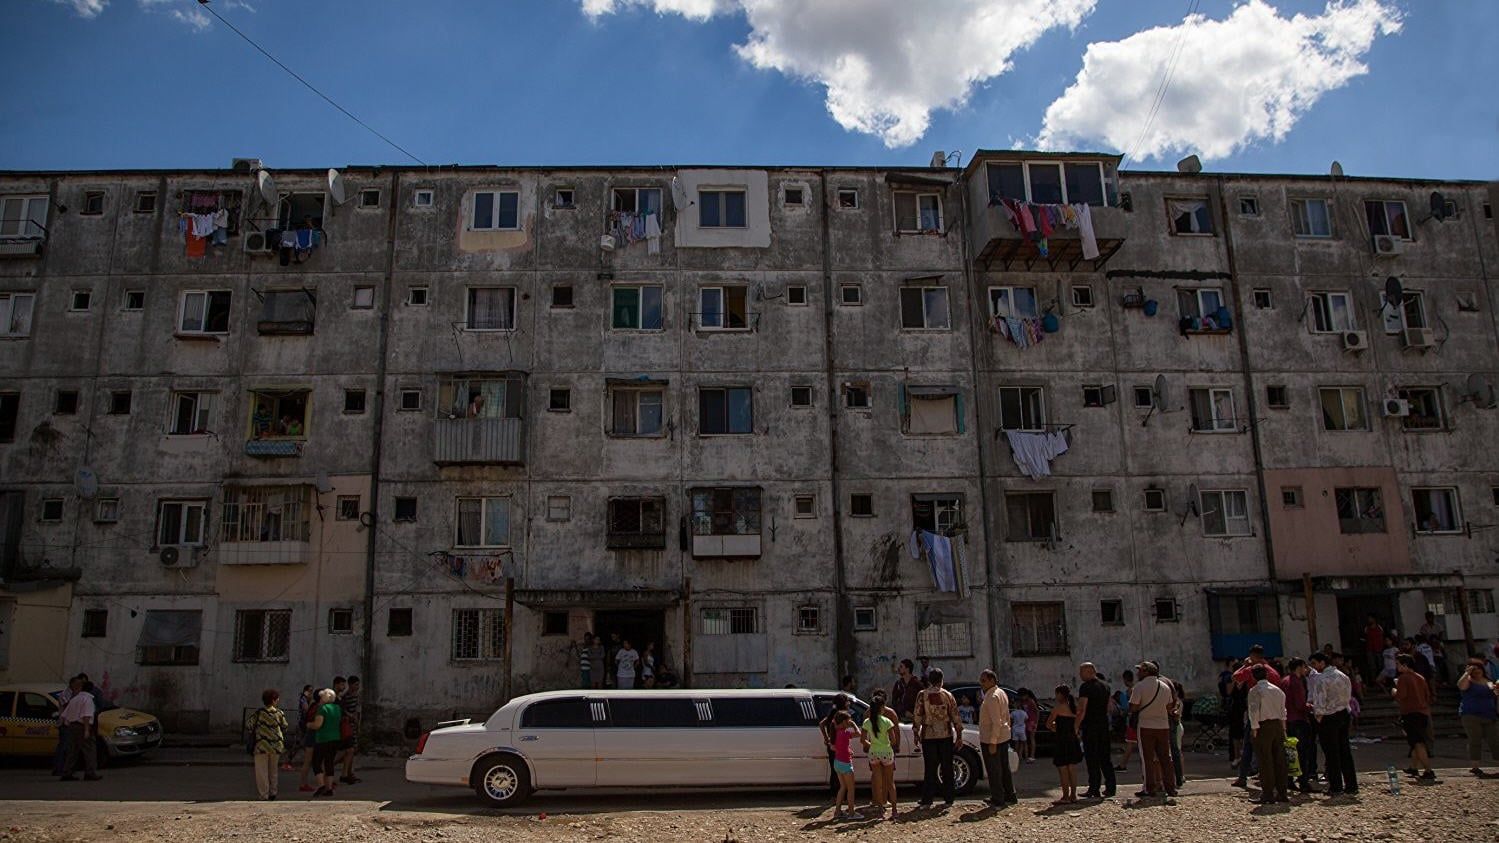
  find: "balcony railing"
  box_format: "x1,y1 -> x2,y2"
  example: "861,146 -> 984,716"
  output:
433,417 -> 524,465
219,500 -> 311,565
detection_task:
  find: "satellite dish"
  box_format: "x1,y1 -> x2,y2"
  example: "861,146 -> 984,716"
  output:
1180,482 -> 1202,526
315,471 -> 334,494
1152,374 -> 1170,411
75,467 -> 98,499
1383,276 -> 1404,310
1176,155 -> 1202,174
1465,373 -> 1497,409
256,169 -> 280,206
328,169 -> 349,206
1330,161 -> 1344,177
1429,191 -> 1447,222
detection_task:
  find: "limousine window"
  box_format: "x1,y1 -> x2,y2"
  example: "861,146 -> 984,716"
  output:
608,697 -> 705,728
709,697 -> 810,728
520,697 -> 594,728
814,694 -> 869,723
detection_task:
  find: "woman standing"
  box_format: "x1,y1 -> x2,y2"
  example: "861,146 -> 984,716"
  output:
1458,658 -> 1499,775
305,688 -> 343,797
1047,685 -> 1084,804
861,689 -> 900,819
295,685 -> 317,791
641,642 -> 657,688
249,689 -> 288,801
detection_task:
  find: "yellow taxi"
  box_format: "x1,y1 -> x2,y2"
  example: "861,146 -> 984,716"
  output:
0,683 -> 163,760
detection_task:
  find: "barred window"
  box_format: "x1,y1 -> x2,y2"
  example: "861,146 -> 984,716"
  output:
452,608 -> 505,661
916,620 -> 972,658
233,609 -> 291,662
1011,601 -> 1068,656
702,607 -> 759,635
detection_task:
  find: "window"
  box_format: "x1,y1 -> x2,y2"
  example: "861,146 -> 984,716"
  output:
156,499 -> 207,545
698,189 -> 747,228
399,389 -> 421,411
336,496 -> 360,521
247,389 -> 309,438
609,386 -> 665,436
1470,590 -> 1496,614
134,191 -> 157,213
903,388 -> 959,435
611,187 -> 663,215
0,392 -> 16,442
611,285 -> 664,330
1154,599 -> 1180,623
437,375 -> 522,421
542,611 -> 570,636
784,186 -> 804,206
1365,199 -> 1411,240
1281,486 -> 1303,508
690,487 -> 762,539
554,188 -> 575,209
1238,196 -> 1260,216
1382,291 -> 1427,334
842,382 -> 871,410
470,190 -> 520,230
105,390 -> 132,415
275,192 -> 325,229
407,287 -> 429,306
1319,387 -> 1368,431
1100,599 -> 1124,626
233,609 -> 291,662
166,391 -> 212,435
54,390 -> 79,415
135,609 -> 201,666
521,698 -> 595,728
912,495 -> 963,535
1290,198 -> 1332,237
786,285 -> 807,306
998,386 -> 1045,431
1253,289 -> 1273,309
548,388 -> 571,412
123,290 -> 145,311
546,495 -> 571,522
393,496 -> 418,522
451,608 -> 505,661
793,494 -> 816,518
900,286 -> 951,330
1266,385 -> 1289,409
836,189 -> 859,209
221,485 -> 312,543
850,493 -> 874,517
465,287 -> 516,330
1005,492 -> 1056,542
351,286 -> 375,309
1493,486 -> 1499,507
1071,285 -> 1095,308
917,615 -> 972,658
454,497 -> 510,547
1335,487 -> 1385,534
178,290 -> 232,335
1412,487 -> 1462,533
343,389 -> 366,415
1082,385 -> 1115,408
1399,387 -> 1444,431
1167,198 -> 1214,235
1179,287 -> 1226,329
606,497 -> 666,549
1091,488 -> 1115,513
82,609 -> 108,638
1133,386 -> 1155,409
698,286 -> 749,330
797,606 -> 822,633
387,608 -> 413,636
0,195 -> 49,239
1200,490 -> 1252,537
1143,488 -> 1167,511
69,290 -> 92,312
0,292 -> 37,336
328,608 -> 353,634
94,497 -> 120,523
40,498 -> 64,521
699,387 -> 753,435
359,189 -> 380,208
1309,291 -> 1356,333
854,607 -> 877,631
702,607 -> 760,635
1188,387 -> 1236,432
413,189 -> 434,207
80,191 -> 105,215
893,191 -> 942,232
988,286 -> 1038,320
839,284 -> 863,305
551,285 -> 574,308
1011,602 -> 1067,656
986,161 -> 1106,206
790,385 -> 813,408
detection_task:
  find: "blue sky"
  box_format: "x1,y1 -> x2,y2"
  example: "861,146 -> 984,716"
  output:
2,0 -> 1495,180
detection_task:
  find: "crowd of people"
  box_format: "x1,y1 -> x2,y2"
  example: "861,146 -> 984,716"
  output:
51,673 -> 107,782
569,631 -> 678,689
241,675 -> 363,800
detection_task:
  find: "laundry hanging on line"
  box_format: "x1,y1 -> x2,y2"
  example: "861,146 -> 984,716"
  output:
1005,429 -> 1069,479
995,198 -> 1099,260
992,314 -> 1045,350
909,529 -> 960,593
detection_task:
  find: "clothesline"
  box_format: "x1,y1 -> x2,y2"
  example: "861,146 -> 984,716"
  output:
992,197 -> 1099,260
990,314 -> 1045,349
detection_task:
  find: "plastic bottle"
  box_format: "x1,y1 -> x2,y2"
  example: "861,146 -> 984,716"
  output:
1386,764 -> 1400,795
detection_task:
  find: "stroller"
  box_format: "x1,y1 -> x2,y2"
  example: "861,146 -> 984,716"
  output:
1188,695 -> 1230,753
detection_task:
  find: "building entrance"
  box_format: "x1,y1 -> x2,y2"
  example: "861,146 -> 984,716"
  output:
592,609 -> 670,687
1335,592 -> 1399,656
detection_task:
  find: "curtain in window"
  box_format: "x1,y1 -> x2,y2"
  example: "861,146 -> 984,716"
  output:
1211,390 -> 1235,429
472,289 -> 507,329
1202,493 -> 1226,534
1169,200 -> 1209,233
181,293 -> 206,331
918,195 -> 942,231
456,498 -> 482,545
138,610 -> 202,647
923,289 -> 950,328
907,394 -> 957,434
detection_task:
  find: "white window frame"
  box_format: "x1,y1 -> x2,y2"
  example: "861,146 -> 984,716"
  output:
177,290 -> 233,336
469,190 -> 521,231
1366,199 -> 1412,241
893,190 -> 943,233
609,386 -> 665,437
0,292 -> 36,338
853,606 -> 877,631
1412,487 -> 1463,534
900,286 -> 951,330
988,286 -> 1038,320
611,187 -> 663,215
167,390 -> 213,436
358,189 -> 381,209
697,188 -> 748,229
451,607 -> 505,661
94,497 -> 120,523
998,386 -> 1046,432
1188,387 -> 1237,433
1290,197 -> 1332,238
464,287 -> 517,332
1319,386 -> 1369,431
1167,197 -> 1215,236
698,286 -> 750,331
0,195 -> 49,240
843,382 -> 872,410
69,290 -> 92,312
1238,196 -> 1260,216
1071,285 -> 1095,308
351,286 -> 375,310
123,290 -> 145,311
156,499 -> 208,546
1397,386 -> 1445,432
553,188 -> 575,209
839,284 -> 863,306
783,186 -> 805,206
793,493 -> 816,519
836,189 -> 859,209
795,605 -> 822,634
1180,288 -> 1225,321
454,496 -> 511,548
1382,291 -> 1427,334
1309,291 -> 1356,333
545,495 -> 571,522
702,607 -> 760,636
1200,489 -> 1252,537
413,189 -> 434,208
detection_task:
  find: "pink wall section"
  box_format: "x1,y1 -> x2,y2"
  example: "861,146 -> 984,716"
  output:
1266,467 -> 1411,577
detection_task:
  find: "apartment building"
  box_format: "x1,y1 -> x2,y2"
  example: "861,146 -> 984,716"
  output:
1,154 -> 1495,733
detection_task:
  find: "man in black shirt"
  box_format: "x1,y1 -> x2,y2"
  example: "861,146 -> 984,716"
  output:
1075,662 -> 1117,798
891,659 -> 922,722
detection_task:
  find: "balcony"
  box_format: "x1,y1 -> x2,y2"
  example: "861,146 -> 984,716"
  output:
964,155 -> 1126,272
971,200 -> 1126,271
219,495 -> 311,565
433,417 -> 524,465
245,439 -> 303,458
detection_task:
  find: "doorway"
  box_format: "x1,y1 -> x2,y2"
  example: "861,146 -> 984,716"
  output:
1335,593 -> 1399,655
591,609 -> 668,687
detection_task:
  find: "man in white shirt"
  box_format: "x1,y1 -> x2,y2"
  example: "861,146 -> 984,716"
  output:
977,669 -> 1016,807
615,640 -> 640,690
1247,666 -> 1289,804
1307,652 -> 1357,796
59,677 -> 101,781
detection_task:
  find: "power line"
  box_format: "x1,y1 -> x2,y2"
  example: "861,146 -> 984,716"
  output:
193,0 -> 428,166
1122,0 -> 1201,170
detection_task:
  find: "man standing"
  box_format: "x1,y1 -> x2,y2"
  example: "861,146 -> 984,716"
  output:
1393,654 -> 1437,781
913,668 -> 962,808
1364,615 -> 1385,685
1280,658 -> 1318,792
1248,665 -> 1289,804
339,675 -> 362,785
891,659 -> 922,722
1231,645 -> 1281,788
587,634 -> 606,690
1076,662 -> 1117,798
977,669 -> 1016,807
577,632 -> 595,689
1308,652 -> 1357,795
615,639 -> 640,690
1129,661 -> 1178,798
58,677 -> 101,781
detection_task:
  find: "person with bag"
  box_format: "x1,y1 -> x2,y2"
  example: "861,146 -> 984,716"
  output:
913,668 -> 963,808
1129,661 -> 1178,798
248,688 -> 288,800
305,688 -> 343,797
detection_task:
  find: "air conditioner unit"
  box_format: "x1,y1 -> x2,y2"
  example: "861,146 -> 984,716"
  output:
1403,327 -> 1435,349
158,546 -> 199,568
243,230 -> 274,255
1341,330 -> 1369,352
230,157 -> 264,173
1372,235 -> 1406,257
1381,398 -> 1411,418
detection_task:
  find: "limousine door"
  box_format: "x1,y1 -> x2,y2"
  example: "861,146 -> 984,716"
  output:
514,697 -> 598,788
707,696 -> 828,785
593,696 -> 714,787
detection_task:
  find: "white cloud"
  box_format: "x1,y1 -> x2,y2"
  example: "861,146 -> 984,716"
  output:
1036,0 -> 1403,162
583,0 -> 1098,148
170,6 -> 210,30
137,0 -> 253,31
48,0 -> 108,18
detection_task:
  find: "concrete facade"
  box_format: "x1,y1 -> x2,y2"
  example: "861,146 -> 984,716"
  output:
1,155 -> 1496,733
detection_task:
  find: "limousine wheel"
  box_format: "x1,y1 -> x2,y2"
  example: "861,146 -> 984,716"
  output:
952,747 -> 980,796
472,753 -> 531,807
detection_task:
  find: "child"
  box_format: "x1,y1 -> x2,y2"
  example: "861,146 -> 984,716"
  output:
862,689 -> 900,819
1009,703 -> 1029,765
958,694 -> 977,725
831,712 -> 862,821
1020,688 -> 1040,762
1380,641 -> 1399,690
1047,684 -> 1083,804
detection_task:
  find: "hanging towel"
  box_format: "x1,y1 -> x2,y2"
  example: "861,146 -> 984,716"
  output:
645,212 -> 661,255
190,213 -> 217,237
926,532 -> 958,593
1005,429 -> 1068,479
1004,316 -> 1030,349
212,208 -> 229,231
184,231 -> 207,258
1075,203 -> 1099,260
907,530 -> 922,561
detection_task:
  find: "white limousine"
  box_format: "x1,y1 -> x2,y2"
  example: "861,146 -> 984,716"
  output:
406,688 -> 987,806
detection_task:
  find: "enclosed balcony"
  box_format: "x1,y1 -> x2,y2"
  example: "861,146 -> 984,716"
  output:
219,485 -> 312,565
965,152 -> 1127,272
433,372 -> 527,466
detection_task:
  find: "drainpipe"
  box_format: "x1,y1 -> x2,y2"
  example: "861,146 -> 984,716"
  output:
818,172 -> 855,683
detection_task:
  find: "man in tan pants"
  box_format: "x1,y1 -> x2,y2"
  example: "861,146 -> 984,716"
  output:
1248,665 -> 1289,804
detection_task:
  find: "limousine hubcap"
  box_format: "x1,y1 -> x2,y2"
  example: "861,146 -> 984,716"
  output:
953,756 -> 970,791
484,765 -> 519,800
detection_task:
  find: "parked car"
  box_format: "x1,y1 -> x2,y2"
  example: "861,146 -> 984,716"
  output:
407,688 -> 987,807
0,683 -> 163,761
943,683 -> 1056,756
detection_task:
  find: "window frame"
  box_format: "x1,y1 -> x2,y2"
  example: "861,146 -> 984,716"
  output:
550,284 -> 574,309
358,189 -> 381,209
94,497 -> 120,523
177,289 -> 233,336
1237,196 -> 1260,217
156,499 -> 209,546
988,285 -> 1039,320
123,290 -> 146,311
451,607 -> 505,662
842,381 -> 871,410
998,385 -> 1047,432
697,188 -> 748,229
1365,199 -> 1412,241
1382,291 -> 1427,335
336,495 -> 361,521
546,495 -> 572,523
412,189 -> 434,208
1412,487 -> 1463,534
702,606 -> 761,636
1199,489 -> 1252,537
232,608 -> 291,663
838,284 -> 863,306
849,493 -> 875,518
69,289 -> 92,312
1319,386 -> 1369,432
81,608 -> 108,638
697,286 -> 750,331
1309,291 -> 1357,334
796,605 -> 822,634
610,284 -> 665,331
606,496 -> 667,549
698,386 -> 754,436
1070,285 -> 1095,309
134,191 -> 158,214
1100,599 -> 1125,626
387,608 -> 414,636
789,385 -> 814,408
453,496 -> 511,548
463,286 -> 517,332
328,608 -> 354,634
351,286 -> 375,310
985,160 -> 1108,206
1011,601 -> 1069,657
836,189 -> 859,209
892,190 -> 943,233
1005,491 -> 1058,542
0,194 -> 49,240
1266,385 -> 1290,409
1166,196 -> 1215,236
1289,197 -> 1333,238
1334,486 -> 1386,534
468,190 -> 521,231
899,285 -> 951,331
608,385 -> 666,437
40,498 -> 65,522
611,186 -> 663,215
407,286 -> 430,307
343,389 -> 367,415
1188,387 -> 1237,433
167,390 -> 214,436
548,388 -> 571,413
853,606 -> 877,631
783,186 -> 805,207
1398,386 -> 1446,432
792,493 -> 816,519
